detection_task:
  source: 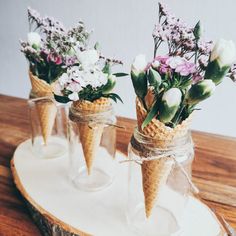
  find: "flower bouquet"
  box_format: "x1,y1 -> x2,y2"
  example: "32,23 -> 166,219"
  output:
130,2 -> 236,218
20,8 -> 89,144
54,40 -> 127,182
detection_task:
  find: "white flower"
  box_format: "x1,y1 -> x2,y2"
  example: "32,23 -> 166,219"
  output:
162,88 -> 182,107
66,82 -> 82,93
166,56 -> 186,69
131,54 -> 147,75
77,49 -> 99,67
59,73 -> 70,87
81,69 -> 108,88
27,32 -> 41,47
210,39 -> 236,67
68,92 -> 79,101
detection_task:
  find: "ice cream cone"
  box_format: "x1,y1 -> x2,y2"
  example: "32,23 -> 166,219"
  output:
136,97 -> 191,217
72,98 -> 111,175
29,71 -> 57,144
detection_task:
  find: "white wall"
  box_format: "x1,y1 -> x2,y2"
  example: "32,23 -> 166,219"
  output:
0,0 -> 236,137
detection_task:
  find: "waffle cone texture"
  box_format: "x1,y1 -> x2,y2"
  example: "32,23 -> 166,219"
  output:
136,98 -> 191,218
72,98 -> 111,175
29,71 -> 57,145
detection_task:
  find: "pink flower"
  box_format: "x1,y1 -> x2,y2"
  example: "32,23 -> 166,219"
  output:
155,55 -> 169,64
66,81 -> 82,93
175,61 -> 196,76
47,53 -> 62,65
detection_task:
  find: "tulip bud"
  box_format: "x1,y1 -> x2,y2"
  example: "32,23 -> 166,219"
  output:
158,88 -> 182,123
148,67 -> 161,90
131,54 -> 148,100
186,79 -> 215,105
205,39 -> 236,84
27,32 -> 41,49
102,74 -> 116,94
131,54 -> 147,76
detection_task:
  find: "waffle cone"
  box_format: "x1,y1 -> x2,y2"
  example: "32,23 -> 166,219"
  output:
136,98 -> 191,217
72,98 -> 111,175
29,71 -> 57,144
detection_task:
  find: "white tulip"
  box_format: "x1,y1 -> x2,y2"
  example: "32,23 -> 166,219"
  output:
162,88 -> 182,107
210,39 -> 236,67
131,54 -> 147,75
27,32 -> 41,47
158,88 -> 182,124
77,49 -> 99,67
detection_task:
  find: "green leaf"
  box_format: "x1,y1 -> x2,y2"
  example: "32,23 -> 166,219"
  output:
193,21 -> 201,40
113,72 -> 129,77
103,93 -> 123,103
141,99 -> 159,130
54,94 -> 71,103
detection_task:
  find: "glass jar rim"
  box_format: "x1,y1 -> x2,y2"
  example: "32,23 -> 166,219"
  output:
28,97 -> 68,108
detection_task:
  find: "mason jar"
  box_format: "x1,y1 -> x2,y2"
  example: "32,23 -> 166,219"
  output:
126,127 -> 194,236
68,102 -> 117,191
28,97 -> 69,159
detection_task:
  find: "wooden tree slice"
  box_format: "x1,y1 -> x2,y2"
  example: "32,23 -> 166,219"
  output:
11,140 -> 225,236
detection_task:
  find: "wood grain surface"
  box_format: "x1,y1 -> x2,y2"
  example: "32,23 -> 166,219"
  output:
0,94 -> 236,235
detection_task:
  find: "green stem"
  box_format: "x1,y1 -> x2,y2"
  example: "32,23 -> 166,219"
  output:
194,39 -> 199,64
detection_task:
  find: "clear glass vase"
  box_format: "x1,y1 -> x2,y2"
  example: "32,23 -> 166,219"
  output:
127,128 -> 194,236
28,97 -> 68,159
68,103 -> 117,191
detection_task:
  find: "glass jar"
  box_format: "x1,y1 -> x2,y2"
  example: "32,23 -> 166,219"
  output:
68,103 -> 117,191
127,128 -> 194,236
28,97 -> 68,159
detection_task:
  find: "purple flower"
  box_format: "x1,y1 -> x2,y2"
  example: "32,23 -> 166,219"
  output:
155,55 -> 169,64
175,61 -> 196,76
198,40 -> 213,55
65,56 -> 76,66
153,24 -> 167,41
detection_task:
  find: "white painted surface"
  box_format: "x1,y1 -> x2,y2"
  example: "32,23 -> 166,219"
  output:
1,0 -> 236,137
13,140 -> 223,236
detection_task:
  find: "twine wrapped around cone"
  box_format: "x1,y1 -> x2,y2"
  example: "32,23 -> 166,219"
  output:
136,97 -> 191,218
71,98 -> 112,175
29,71 -> 57,145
